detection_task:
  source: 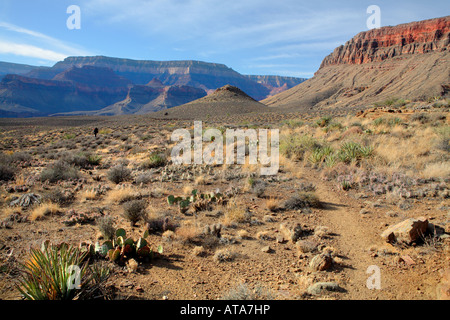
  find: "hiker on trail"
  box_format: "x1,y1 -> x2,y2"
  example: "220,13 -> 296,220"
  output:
94,128 -> 99,137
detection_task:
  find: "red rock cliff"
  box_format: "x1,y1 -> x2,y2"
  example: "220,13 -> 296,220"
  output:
320,16 -> 450,68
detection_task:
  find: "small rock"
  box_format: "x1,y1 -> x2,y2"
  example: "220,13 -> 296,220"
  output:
360,208 -> 370,215
309,253 -> 333,271
261,246 -> 272,253
135,286 -> 144,292
126,259 -> 139,273
296,240 -> 318,254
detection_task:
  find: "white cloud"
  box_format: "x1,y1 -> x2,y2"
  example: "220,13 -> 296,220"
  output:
0,21 -> 91,62
0,40 -> 68,61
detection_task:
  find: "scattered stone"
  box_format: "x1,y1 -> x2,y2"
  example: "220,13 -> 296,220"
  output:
296,240 -> 318,254
126,259 -> 139,273
307,282 -> 344,295
381,217 -> 429,244
360,208 -> 370,215
385,211 -> 398,218
309,253 -> 333,271
280,222 -> 304,242
261,246 -> 272,253
399,255 -> 416,266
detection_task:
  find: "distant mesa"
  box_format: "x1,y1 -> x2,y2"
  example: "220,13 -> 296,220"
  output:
0,57 -> 305,117
263,16 -> 450,112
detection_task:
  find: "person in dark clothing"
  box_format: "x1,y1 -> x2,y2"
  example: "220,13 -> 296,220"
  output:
94,128 -> 99,137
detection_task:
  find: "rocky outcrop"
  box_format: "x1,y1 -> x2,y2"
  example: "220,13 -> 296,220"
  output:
263,16 -> 450,111
381,217 -> 429,244
320,16 -> 450,68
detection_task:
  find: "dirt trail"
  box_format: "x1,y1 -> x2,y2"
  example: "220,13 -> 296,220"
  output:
304,171 -> 403,300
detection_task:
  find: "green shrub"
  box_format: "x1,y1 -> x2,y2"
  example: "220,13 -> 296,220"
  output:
141,152 -> 167,169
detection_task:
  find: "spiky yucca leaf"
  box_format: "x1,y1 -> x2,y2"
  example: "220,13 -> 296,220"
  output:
17,244 -> 88,300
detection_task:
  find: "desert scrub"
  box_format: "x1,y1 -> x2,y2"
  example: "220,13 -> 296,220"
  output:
247,178 -> 267,197
61,152 -> 101,169
140,152 -> 167,169
220,283 -> 275,300
17,243 -> 110,300
308,145 -> 333,166
213,248 -> 237,263
39,160 -> 79,183
315,116 -> 333,128
434,126 -> 449,152
279,133 -> 321,160
122,200 -> 147,227
107,162 -> 131,184
97,216 -> 115,240
284,192 -> 321,210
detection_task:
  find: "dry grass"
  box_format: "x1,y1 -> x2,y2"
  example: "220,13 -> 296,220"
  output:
175,223 -> 202,245
80,189 -> 97,201
0,206 -> 22,219
105,186 -> 140,204
265,197 -> 281,212
30,203 -> 62,221
221,201 -> 249,227
421,162 -> 450,179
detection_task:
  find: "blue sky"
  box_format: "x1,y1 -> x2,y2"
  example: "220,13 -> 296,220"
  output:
0,0 -> 448,78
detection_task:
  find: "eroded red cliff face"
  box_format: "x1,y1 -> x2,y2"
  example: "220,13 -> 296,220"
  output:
320,16 -> 450,68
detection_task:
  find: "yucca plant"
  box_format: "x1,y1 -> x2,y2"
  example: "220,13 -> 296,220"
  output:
17,243 -> 89,300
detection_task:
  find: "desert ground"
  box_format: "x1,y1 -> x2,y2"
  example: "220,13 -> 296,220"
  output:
0,97 -> 449,300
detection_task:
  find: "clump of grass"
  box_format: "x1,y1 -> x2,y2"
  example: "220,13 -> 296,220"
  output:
222,201 -> 250,227
30,203 -> 62,221
106,187 -> 141,204
122,200 -> 147,226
